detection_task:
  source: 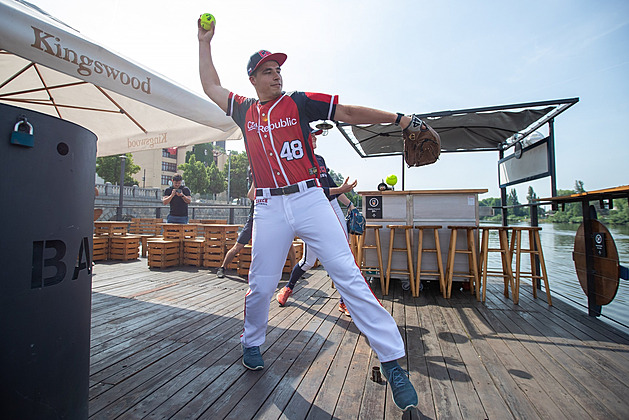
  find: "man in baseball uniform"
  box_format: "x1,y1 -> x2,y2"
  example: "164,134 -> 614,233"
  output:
198,19 -> 418,411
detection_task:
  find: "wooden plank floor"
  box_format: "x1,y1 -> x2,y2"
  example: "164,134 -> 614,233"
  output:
89,259 -> 629,419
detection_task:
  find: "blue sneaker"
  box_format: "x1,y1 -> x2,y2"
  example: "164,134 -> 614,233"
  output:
242,345 -> 264,371
380,361 -> 418,411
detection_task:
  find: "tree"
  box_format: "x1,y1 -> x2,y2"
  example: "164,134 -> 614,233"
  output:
207,162 -> 226,197
575,180 -> 585,194
185,143 -> 215,166
479,197 -> 502,221
606,199 -> 629,224
222,152 -> 250,199
328,168 -> 360,207
96,153 -> 140,186
507,188 -> 525,217
480,197 -> 502,208
548,188 -> 582,223
178,155 -> 209,195
526,186 -> 545,218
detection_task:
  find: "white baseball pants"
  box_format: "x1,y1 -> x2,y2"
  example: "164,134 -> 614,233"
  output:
298,198 -> 347,271
243,182 -> 405,362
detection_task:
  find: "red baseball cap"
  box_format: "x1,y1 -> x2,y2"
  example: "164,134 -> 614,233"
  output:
247,50 -> 287,76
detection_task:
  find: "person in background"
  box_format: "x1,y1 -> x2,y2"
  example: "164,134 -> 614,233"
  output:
162,174 -> 191,223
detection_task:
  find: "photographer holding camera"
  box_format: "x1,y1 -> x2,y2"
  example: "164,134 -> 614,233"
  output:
162,173 -> 192,223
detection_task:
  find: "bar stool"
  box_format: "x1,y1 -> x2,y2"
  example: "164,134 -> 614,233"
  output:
385,225 -> 415,296
510,227 -> 552,305
415,225 -> 445,298
445,226 -> 480,299
357,224 -> 385,294
349,233 -> 361,264
478,226 -> 515,303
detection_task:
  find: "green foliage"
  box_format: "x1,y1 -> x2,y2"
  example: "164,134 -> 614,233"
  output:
96,153 -> 140,186
186,143 -> 215,166
526,186 -> 545,218
548,187 -> 583,223
507,188 -> 526,217
328,168 -> 360,207
478,181 -> 626,225
222,152 -> 250,199
479,197 -> 503,221
178,155 -> 209,195
480,197 -> 501,207
207,162 -> 226,196
605,199 -> 629,224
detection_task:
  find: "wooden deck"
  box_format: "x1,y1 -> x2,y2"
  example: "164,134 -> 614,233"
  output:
89,259 -> 629,419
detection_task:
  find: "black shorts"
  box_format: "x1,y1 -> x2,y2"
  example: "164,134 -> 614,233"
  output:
237,216 -> 253,245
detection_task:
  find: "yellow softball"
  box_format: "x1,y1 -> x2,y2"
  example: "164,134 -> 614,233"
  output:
200,13 -> 216,30
386,174 -> 398,186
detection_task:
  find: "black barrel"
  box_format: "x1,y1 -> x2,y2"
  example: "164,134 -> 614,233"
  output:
0,103 -> 96,419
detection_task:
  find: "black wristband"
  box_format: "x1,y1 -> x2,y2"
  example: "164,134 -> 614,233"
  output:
394,113 -> 404,126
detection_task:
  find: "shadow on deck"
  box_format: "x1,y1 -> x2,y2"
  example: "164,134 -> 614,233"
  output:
89,259 -> 629,419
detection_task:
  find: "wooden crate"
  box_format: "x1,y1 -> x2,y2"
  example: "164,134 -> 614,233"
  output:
235,241 -> 301,274
130,218 -> 162,257
202,244 -> 225,268
237,245 -> 253,276
183,238 -> 205,266
190,219 -> 227,224
147,239 -> 181,268
94,224 -> 110,237
130,218 -> 162,235
292,240 -> 304,260
162,224 -> 186,241
283,240 -> 304,273
92,236 -> 109,261
109,235 -> 141,261
201,225 -> 239,242
182,224 -> 199,239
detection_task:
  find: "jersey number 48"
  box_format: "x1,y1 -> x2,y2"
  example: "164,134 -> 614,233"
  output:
280,139 -> 304,161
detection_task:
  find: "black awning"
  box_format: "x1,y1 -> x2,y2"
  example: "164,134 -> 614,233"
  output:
336,98 -> 578,158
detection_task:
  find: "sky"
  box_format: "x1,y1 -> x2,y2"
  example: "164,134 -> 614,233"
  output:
26,0 -> 629,200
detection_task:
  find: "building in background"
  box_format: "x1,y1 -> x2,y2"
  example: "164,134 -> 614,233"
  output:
130,143 -> 228,190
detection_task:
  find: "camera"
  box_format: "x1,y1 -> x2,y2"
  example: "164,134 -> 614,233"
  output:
175,188 -> 182,194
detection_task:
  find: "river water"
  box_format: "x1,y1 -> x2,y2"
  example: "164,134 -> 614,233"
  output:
481,221 -> 629,334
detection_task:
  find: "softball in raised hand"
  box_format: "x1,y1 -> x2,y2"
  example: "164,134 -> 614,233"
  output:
200,13 -> 216,30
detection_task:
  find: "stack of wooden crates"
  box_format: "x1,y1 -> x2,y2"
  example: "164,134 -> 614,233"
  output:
237,238 -> 304,276
201,225 -> 239,269
129,218 -> 162,258
147,224 -> 196,268
93,223 -> 140,261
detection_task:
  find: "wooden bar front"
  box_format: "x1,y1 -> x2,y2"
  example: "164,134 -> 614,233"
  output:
358,189 -> 487,286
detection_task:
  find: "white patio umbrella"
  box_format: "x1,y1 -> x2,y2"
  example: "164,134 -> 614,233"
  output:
0,0 -> 241,157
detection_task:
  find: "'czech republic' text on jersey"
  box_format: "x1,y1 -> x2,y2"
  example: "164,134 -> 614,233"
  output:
227,91 -> 338,189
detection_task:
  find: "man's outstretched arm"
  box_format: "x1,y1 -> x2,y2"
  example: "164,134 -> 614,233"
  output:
198,18 -> 230,113
334,104 -> 411,129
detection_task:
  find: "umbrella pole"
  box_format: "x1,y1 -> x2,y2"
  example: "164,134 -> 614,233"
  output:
117,155 -> 126,221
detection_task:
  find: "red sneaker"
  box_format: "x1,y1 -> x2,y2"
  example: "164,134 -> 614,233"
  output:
277,287 -> 293,306
339,302 -> 351,317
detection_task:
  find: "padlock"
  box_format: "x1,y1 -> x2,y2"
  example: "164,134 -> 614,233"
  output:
11,119 -> 34,147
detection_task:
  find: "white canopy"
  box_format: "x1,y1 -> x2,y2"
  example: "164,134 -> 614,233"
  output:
0,0 -> 241,157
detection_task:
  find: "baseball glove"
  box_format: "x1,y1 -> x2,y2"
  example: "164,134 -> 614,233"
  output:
403,114 -> 441,167
346,208 -> 366,235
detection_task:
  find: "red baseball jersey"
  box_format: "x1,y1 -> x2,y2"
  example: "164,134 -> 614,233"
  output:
227,91 -> 338,189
